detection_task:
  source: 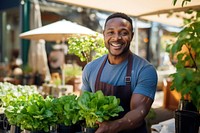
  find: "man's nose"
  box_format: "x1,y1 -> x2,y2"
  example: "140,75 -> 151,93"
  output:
113,33 -> 122,40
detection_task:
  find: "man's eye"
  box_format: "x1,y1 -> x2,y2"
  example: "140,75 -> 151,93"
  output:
120,32 -> 128,36
107,31 -> 114,35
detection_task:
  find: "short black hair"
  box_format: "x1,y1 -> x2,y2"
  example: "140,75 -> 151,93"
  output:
105,12 -> 133,31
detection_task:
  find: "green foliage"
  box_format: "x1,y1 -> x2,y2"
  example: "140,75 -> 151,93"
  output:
0,82 -> 56,132
5,94 -> 58,132
77,90 -> 124,128
1,83 -> 124,131
64,64 -> 82,79
68,34 -> 108,63
170,11 -> 200,110
52,94 -> 82,126
146,108 -> 156,120
173,0 -> 192,7
0,82 -> 38,107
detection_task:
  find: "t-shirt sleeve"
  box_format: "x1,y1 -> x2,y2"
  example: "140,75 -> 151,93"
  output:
81,64 -> 92,92
133,65 -> 158,100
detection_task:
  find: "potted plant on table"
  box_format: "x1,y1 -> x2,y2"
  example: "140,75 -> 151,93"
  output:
169,1 -> 200,132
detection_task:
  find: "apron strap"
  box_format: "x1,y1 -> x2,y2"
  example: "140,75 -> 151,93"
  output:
95,53 -> 133,90
95,55 -> 108,90
125,54 -> 133,86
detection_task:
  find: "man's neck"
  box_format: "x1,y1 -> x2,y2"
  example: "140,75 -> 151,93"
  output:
108,52 -> 130,65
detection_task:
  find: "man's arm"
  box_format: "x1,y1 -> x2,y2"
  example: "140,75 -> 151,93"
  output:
118,94 -> 153,130
95,94 -> 153,133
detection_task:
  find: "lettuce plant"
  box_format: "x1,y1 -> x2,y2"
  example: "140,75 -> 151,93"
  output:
0,82 -> 38,108
52,94 -> 82,126
77,90 -> 124,128
5,94 -> 57,132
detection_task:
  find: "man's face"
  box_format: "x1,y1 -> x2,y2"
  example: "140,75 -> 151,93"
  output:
103,17 -> 133,56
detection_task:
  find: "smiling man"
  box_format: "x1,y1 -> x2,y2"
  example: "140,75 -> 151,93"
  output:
81,12 -> 158,133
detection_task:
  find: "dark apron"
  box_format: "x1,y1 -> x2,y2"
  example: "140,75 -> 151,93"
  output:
95,54 -> 147,133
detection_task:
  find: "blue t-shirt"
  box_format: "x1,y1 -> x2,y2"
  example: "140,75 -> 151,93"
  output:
81,54 -> 158,100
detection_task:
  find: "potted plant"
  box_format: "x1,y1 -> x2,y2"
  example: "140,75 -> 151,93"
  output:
64,64 -> 82,81
66,34 -> 107,94
4,94 -> 58,133
0,82 -> 38,110
52,94 -> 83,133
0,82 -> 39,133
77,90 -> 124,133
64,63 -> 83,92
169,0 -> 200,132
67,34 -> 107,63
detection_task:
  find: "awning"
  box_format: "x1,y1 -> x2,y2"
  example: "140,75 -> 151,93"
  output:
48,0 -> 200,27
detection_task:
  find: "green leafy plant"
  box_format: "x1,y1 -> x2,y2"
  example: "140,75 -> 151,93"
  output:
68,34 -> 108,63
52,94 -> 82,126
0,82 -> 39,129
170,10 -> 200,110
77,90 -> 124,128
0,82 -> 38,108
64,64 -> 82,82
0,82 -> 59,132
5,94 -> 58,132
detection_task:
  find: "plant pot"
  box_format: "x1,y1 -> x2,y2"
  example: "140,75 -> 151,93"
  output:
175,110 -> 199,133
9,125 -> 21,133
2,113 -> 11,131
30,126 -> 57,133
82,127 -> 97,133
57,124 -> 75,133
57,124 -> 82,133
178,99 -> 197,112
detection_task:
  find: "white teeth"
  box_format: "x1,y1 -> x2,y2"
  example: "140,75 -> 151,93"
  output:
111,43 -> 122,47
